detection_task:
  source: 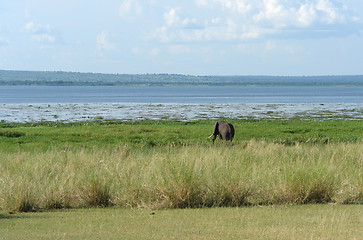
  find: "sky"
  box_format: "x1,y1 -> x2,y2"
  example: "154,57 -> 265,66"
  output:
1,0 -> 363,75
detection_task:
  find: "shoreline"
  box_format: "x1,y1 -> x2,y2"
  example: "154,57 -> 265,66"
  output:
1,102 -> 363,123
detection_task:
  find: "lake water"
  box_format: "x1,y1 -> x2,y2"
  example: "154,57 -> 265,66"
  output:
1,86 -> 363,122
1,86 -> 363,104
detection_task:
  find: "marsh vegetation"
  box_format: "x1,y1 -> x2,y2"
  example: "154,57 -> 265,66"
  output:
0,120 -> 361,211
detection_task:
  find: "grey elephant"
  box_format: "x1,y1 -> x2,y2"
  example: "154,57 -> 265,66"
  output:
208,121 -> 235,143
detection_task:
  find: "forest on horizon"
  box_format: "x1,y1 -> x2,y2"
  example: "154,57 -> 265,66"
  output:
1,70 -> 363,86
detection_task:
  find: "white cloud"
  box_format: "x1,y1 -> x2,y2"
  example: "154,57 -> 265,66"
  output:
254,0 -> 291,27
24,21 -> 54,34
264,40 -> 276,51
97,32 -> 116,53
164,8 -> 179,27
195,0 -> 208,6
24,21 -> 57,43
0,37 -> 10,45
298,4 -> 316,27
253,0 -> 346,28
119,0 -> 142,18
206,0 -> 252,14
316,0 -> 344,24
163,8 -> 199,29
32,34 -> 55,43
149,48 -> 160,56
152,0 -> 358,43
24,22 -> 40,33
168,45 -> 191,54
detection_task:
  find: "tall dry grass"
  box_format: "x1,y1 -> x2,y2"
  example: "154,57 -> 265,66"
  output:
0,141 -> 362,211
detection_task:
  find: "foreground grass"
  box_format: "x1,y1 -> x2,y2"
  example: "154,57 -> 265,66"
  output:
1,205 -> 362,240
0,142 -> 361,211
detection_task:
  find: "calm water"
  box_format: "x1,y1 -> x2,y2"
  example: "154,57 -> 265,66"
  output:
1,86 -> 362,104
1,86 -> 363,122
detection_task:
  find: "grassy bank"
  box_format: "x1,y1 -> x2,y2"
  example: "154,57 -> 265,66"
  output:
0,119 -> 362,152
1,205 -> 362,240
0,141 -> 361,211
0,120 -> 362,211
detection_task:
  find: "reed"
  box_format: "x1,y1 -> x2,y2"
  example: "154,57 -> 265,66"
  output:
0,142 -> 361,211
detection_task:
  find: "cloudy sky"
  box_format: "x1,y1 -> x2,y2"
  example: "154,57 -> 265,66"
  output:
1,0 -> 362,75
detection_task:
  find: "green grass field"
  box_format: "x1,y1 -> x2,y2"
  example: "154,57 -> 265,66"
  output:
1,205 -> 362,240
0,119 -> 362,152
0,119 -> 362,239
0,120 -> 362,211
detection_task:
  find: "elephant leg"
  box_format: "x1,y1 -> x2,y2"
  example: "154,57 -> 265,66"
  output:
219,133 -> 225,140
226,132 -> 231,140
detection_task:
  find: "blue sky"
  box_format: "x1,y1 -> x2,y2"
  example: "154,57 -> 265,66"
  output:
1,0 -> 362,75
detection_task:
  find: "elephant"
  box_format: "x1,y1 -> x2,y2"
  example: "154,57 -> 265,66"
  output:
208,121 -> 235,143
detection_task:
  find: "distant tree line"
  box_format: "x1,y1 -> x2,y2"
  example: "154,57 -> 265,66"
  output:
0,70 -> 363,86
